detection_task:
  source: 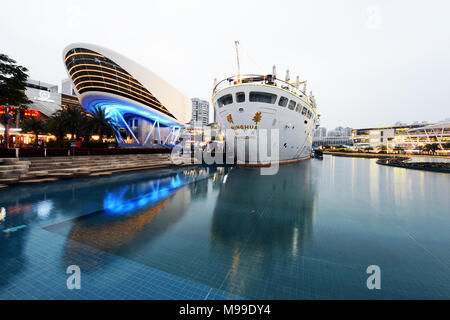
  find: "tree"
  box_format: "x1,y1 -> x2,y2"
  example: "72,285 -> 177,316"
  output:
58,105 -> 88,139
0,53 -> 32,147
46,112 -> 66,142
423,143 -> 440,155
86,106 -> 119,139
21,117 -> 47,144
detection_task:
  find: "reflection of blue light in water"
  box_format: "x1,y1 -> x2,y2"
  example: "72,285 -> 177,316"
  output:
34,200 -> 54,219
170,175 -> 182,189
103,174 -> 185,215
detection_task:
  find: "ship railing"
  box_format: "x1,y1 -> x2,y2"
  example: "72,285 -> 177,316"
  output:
213,74 -> 311,103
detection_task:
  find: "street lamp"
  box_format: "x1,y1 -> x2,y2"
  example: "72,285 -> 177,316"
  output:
1,108 -> 14,148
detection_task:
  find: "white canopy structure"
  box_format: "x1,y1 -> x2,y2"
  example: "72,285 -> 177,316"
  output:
63,43 -> 192,146
407,120 -> 450,150
408,121 -> 450,132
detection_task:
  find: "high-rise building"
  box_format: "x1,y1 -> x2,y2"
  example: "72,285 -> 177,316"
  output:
327,126 -> 353,137
190,98 -> 209,127
61,78 -> 77,96
314,127 -> 327,138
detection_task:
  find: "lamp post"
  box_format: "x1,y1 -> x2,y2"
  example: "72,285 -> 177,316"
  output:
1,107 -> 14,148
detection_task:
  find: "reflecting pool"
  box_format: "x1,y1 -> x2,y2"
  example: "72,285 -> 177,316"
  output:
0,155 -> 448,299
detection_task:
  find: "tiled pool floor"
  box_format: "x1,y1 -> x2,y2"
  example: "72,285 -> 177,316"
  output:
0,157 -> 449,299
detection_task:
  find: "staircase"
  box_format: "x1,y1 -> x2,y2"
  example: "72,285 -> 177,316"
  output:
0,153 -> 174,188
0,158 -> 31,189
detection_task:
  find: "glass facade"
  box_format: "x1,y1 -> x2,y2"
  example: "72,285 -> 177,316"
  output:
64,48 -> 175,119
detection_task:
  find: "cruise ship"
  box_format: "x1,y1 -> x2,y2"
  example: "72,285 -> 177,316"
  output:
213,65 -> 319,166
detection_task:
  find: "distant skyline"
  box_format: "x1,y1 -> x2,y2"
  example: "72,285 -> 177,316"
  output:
1,0 -> 449,128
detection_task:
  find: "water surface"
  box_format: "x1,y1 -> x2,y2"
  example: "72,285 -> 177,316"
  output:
0,156 -> 448,299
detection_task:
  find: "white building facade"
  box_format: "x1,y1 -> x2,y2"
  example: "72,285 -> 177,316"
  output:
63,43 -> 192,147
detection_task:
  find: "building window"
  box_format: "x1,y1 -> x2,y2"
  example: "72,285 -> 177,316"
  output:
301,107 -> 308,116
288,100 -> 296,110
236,92 -> 245,103
278,96 -> 288,107
249,92 -> 277,104
217,94 -> 233,108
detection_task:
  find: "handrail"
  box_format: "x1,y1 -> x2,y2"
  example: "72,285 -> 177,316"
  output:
212,74 -> 312,104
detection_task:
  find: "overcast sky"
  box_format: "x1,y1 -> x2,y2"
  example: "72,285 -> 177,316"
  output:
1,0 -> 449,129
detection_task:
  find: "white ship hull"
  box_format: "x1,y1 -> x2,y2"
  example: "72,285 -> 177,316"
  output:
213,83 -> 318,165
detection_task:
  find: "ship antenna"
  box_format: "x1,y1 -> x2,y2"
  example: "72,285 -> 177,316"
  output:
235,41 -> 241,81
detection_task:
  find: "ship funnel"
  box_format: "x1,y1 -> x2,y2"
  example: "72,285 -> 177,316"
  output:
295,76 -> 300,89
213,77 -> 217,88
272,65 -> 277,79
303,81 -> 307,94
285,69 -> 290,82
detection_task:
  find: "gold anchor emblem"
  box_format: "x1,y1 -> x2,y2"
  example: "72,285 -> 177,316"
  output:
227,114 -> 234,124
252,112 -> 262,124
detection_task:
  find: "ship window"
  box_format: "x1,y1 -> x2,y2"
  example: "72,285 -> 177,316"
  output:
307,110 -> 312,119
295,104 -> 301,113
278,96 -> 288,107
301,107 -> 308,116
217,94 -> 233,108
236,92 -> 245,103
288,100 -> 296,110
249,91 -> 277,104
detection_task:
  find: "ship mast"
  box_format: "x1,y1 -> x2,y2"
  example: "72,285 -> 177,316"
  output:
235,41 -> 241,81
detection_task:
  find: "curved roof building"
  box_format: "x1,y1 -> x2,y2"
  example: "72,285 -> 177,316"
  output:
63,43 -> 191,146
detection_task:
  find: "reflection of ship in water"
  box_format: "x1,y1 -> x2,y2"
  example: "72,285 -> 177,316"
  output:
211,162 -> 316,248
210,162 -> 317,297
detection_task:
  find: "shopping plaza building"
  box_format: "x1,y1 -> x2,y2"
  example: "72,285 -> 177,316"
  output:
0,79 -> 84,145
351,121 -> 450,153
63,43 -> 191,147
2,43 -> 192,147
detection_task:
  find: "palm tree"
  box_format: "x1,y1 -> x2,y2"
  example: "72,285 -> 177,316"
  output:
46,112 -> 66,141
86,106 -> 119,139
21,117 -> 47,144
57,105 -> 88,139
